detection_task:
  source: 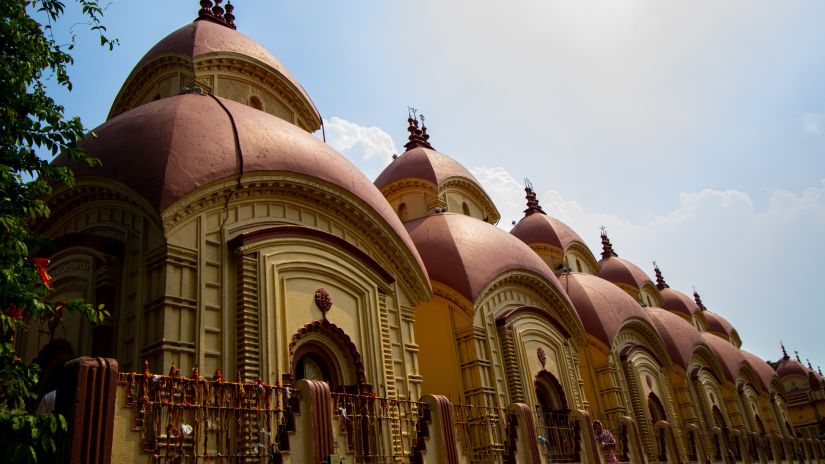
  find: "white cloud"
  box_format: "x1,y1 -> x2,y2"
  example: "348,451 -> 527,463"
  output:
803,113 -> 823,135
323,116 -> 398,178
472,165 -> 825,363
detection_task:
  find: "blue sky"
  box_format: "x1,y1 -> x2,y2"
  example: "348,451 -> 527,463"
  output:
52,1 -> 825,367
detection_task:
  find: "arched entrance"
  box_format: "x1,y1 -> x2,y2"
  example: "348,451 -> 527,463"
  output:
648,393 -> 668,461
288,318 -> 366,392
534,371 -> 578,462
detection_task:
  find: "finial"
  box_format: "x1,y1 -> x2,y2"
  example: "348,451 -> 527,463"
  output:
403,109 -> 433,151
781,342 -> 789,360
191,366 -> 201,380
599,226 -> 618,259
653,262 -> 669,290
523,178 -> 546,216
199,0 -> 214,18
419,114 -> 430,143
795,351 -> 801,363
211,0 -> 225,17
196,0 -> 235,29
819,366 -> 823,376
692,288 -> 707,311
169,363 -> 179,377
223,1 -> 236,29
143,359 -> 150,377
808,359 -> 814,370
214,368 -> 223,382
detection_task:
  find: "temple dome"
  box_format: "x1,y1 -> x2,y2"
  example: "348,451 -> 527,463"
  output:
510,213 -> 585,251
404,212 -> 568,304
702,333 -> 746,382
703,310 -> 738,343
557,272 -> 652,348
659,287 -> 701,319
375,117 -> 500,224
776,357 -> 809,379
740,350 -> 778,392
108,18 -> 321,132
647,307 -> 703,369
64,93 -> 427,280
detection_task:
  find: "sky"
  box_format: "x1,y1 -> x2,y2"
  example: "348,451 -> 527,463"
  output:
50,1 -> 825,367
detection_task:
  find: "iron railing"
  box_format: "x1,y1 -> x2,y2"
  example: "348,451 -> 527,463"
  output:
120,367 -> 292,463
452,403 -> 511,463
535,410 -> 581,463
331,392 -> 427,463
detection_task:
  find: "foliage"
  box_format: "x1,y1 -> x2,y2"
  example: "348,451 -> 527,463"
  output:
0,0 -> 114,461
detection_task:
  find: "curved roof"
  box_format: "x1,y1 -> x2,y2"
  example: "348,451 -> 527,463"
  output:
702,333 -> 746,382
374,147 -> 482,190
510,213 -> 588,251
740,350 -> 778,392
703,310 -> 736,339
647,307 -> 703,369
64,93 -> 427,279
132,20 -> 316,117
660,287 -> 701,319
404,213 -> 570,304
776,358 -> 809,379
557,273 -> 652,347
598,256 -> 655,291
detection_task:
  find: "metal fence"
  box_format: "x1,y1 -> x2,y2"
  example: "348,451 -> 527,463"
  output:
534,410 -> 581,463
120,367 -> 291,463
331,392 -> 427,463
452,403 -> 511,463
599,418 -> 629,463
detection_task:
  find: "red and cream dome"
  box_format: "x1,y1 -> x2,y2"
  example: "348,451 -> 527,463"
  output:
558,272 -> 653,348
702,333 -> 746,382
651,265 -> 701,321
375,117 -> 500,224
109,12 -> 321,132
405,212 -> 570,305
776,356 -> 810,379
740,350 -> 779,392
647,307 -> 703,369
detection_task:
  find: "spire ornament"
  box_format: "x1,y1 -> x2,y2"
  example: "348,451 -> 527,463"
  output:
653,262 -> 669,290
402,108 -> 434,151
599,227 -> 617,259
692,288 -> 707,311
781,342 -> 789,360
795,351 -> 801,363
523,179 -> 545,216
196,0 -> 236,29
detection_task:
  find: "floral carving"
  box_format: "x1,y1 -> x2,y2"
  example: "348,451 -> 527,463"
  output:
314,288 -> 332,318
537,346 -> 547,370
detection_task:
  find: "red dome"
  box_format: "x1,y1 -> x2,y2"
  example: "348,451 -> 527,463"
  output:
510,213 -> 587,251
404,213 -> 570,304
558,273 -> 652,347
703,311 -> 736,339
117,20 -> 318,120
647,307 -> 703,369
740,350 -> 778,392
776,358 -> 809,379
64,93 -> 427,280
599,256 -> 655,290
659,287 -> 701,319
702,333 -> 745,382
374,147 -> 482,189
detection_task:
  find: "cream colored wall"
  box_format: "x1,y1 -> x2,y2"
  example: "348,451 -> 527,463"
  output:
110,53 -> 320,132
32,183 -> 165,372
503,314 -> 585,411
415,298 -> 465,401
161,178 -> 427,399
444,191 -> 484,220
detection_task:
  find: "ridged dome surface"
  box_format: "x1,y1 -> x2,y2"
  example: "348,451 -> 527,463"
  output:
558,273 -> 652,347
510,213 -> 587,250
647,307 -> 703,369
405,213 -> 570,304
64,93 -> 427,279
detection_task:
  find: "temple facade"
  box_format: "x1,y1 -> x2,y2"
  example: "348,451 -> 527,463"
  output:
22,3 -> 825,463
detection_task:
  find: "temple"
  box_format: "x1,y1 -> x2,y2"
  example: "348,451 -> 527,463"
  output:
25,2 -> 825,463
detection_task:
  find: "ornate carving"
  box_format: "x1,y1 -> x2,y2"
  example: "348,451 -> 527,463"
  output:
314,288 -> 332,318
647,375 -> 653,388
537,346 -> 547,370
